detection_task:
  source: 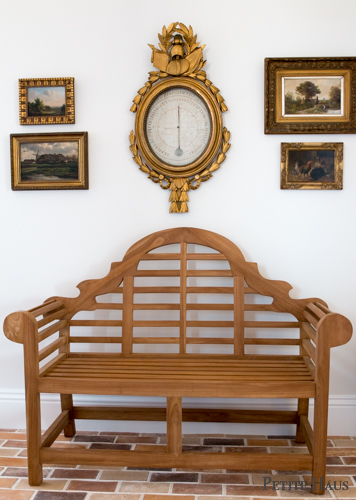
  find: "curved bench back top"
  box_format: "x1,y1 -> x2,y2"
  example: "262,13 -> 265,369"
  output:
53,228 -> 322,356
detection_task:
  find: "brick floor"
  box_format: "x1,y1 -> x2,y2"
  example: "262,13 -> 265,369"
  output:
0,430 -> 355,499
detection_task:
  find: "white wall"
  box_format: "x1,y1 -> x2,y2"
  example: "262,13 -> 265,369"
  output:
0,0 -> 355,434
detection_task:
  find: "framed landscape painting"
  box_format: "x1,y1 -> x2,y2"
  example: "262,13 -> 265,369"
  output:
19,77 -> 75,125
265,58 -> 356,134
280,142 -> 343,190
11,132 -> 88,190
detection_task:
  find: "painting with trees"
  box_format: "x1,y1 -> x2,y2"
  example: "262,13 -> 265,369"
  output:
283,77 -> 343,116
265,58 -> 356,134
19,77 -> 74,125
27,87 -> 66,117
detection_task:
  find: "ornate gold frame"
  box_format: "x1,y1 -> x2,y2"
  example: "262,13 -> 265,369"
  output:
280,142 -> 343,190
19,77 -> 75,125
265,58 -> 356,134
129,22 -> 230,213
11,132 -> 88,191
135,78 -> 223,178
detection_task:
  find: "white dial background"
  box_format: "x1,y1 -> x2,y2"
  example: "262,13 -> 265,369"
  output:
145,87 -> 211,167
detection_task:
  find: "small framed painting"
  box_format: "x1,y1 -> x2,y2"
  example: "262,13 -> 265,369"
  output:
280,142 -> 343,190
265,58 -> 356,134
11,132 -> 88,190
19,77 -> 75,125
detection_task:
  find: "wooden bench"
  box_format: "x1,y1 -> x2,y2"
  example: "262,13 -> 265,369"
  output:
3,227 -> 352,493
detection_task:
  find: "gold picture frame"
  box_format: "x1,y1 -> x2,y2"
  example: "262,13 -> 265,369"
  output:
11,132 -> 88,190
265,58 -> 356,134
19,77 -> 75,125
280,142 -> 343,190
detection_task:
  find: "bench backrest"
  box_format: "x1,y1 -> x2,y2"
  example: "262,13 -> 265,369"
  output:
53,228 -> 321,357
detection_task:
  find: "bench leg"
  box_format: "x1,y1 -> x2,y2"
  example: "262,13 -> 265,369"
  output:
167,397 -> 182,456
311,392 -> 328,494
296,398 -> 309,443
26,390 -> 43,486
60,394 -> 76,437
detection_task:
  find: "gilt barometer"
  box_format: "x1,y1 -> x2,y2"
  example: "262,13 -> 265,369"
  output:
129,22 -> 230,213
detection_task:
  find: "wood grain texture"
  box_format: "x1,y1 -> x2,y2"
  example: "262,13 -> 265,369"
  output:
40,447 -> 313,470
60,394 -> 76,437
71,406 -> 298,423
296,398 -> 309,443
122,276 -> 134,355
167,397 -> 182,456
2,227 -> 353,491
22,312 -> 43,486
41,410 -> 70,447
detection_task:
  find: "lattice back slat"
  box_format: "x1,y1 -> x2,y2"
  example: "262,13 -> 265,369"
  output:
66,229 -> 306,356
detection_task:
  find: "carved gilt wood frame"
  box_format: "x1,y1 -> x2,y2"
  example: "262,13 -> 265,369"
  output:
11,132 -> 88,191
19,77 -> 75,125
265,58 -> 356,134
280,142 -> 343,190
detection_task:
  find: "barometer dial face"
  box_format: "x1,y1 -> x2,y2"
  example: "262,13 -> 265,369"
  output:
145,87 -> 212,167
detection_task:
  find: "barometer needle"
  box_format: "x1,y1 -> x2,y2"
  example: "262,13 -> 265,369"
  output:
175,106 -> 183,156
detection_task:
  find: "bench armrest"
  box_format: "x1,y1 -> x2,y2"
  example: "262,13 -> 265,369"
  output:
4,310 -> 38,344
301,302 -> 352,383
3,300 -> 70,376
317,311 -> 353,349
303,302 -> 352,350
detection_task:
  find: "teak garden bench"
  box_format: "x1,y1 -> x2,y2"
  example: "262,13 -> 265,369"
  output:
3,227 -> 353,494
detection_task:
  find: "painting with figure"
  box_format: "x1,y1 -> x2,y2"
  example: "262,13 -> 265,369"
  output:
287,149 -> 335,183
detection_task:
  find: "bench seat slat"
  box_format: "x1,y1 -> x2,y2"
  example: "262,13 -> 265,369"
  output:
46,357 -> 310,366
47,364 -> 313,374
38,376 -> 316,398
65,353 -> 308,361
46,374 -> 314,383
50,364 -> 311,373
42,357 -> 314,384
51,368 -> 311,376
61,360 -> 309,369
